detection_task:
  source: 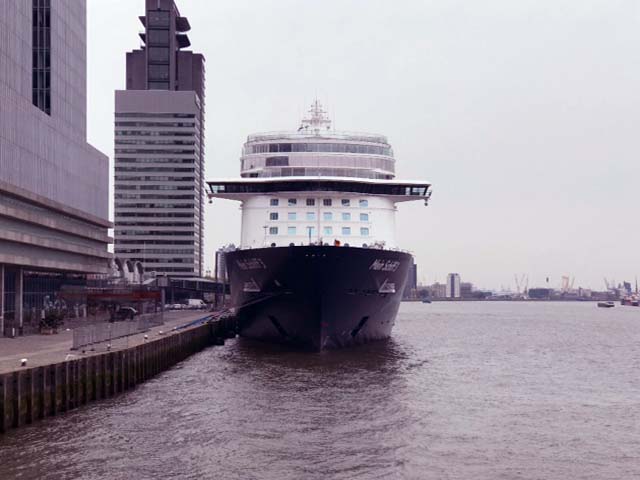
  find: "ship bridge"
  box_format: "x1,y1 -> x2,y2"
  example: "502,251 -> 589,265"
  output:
207,177 -> 431,204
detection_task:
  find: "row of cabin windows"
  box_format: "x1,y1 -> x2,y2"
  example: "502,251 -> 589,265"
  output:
269,212 -> 369,222
248,143 -> 392,156
268,227 -> 370,236
269,198 -> 368,208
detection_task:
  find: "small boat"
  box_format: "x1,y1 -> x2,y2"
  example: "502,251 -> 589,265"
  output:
597,301 -> 615,308
422,299 -> 432,304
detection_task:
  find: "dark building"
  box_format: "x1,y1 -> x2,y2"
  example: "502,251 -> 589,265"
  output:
125,2 -> 204,98
114,0 -> 206,278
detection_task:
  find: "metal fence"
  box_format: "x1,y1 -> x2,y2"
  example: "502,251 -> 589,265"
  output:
71,312 -> 163,350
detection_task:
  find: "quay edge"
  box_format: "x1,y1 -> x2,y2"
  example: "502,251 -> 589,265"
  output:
0,316 -> 237,435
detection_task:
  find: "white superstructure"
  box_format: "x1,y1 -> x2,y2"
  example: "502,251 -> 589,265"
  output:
208,101 -> 431,249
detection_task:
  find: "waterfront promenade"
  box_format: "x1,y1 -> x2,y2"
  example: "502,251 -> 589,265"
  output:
0,311 -> 209,375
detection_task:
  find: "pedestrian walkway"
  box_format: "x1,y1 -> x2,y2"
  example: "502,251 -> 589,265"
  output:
0,310 -> 211,374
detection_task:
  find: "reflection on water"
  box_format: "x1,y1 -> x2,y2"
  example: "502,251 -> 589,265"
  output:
1,302 -> 639,480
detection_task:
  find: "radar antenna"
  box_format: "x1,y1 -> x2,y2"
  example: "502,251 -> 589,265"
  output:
299,99 -> 332,135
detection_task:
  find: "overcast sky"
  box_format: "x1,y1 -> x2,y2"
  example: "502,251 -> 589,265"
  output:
87,0 -> 640,291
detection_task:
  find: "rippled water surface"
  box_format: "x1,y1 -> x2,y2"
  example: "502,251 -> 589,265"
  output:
1,302 -> 640,479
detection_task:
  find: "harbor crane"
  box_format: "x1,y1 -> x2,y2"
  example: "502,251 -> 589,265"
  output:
514,274 -> 529,296
604,278 -> 616,292
561,276 -> 575,293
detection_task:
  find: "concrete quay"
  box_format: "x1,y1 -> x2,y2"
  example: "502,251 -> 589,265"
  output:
0,310 -> 237,435
0,311 -> 203,374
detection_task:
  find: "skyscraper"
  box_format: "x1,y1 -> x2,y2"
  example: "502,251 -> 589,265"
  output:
0,0 -> 110,336
114,0 -> 205,278
446,273 -> 461,299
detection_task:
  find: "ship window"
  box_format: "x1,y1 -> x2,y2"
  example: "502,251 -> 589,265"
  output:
360,227 -> 370,236
288,198 -> 297,206
360,213 -> 369,222
324,226 -> 333,235
288,212 -> 297,221
359,199 -> 369,207
341,199 -> 350,207
269,212 -> 278,220
306,212 -> 316,221
342,227 -> 351,236
342,212 -> 351,221
306,198 -> 315,206
265,156 -> 289,167
323,199 -> 332,206
323,212 -> 333,221
269,227 -> 278,235
288,226 -> 297,236
270,199 -> 279,206
306,226 -> 316,237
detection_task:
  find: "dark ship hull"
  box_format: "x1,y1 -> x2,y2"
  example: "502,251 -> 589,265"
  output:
225,245 -> 412,351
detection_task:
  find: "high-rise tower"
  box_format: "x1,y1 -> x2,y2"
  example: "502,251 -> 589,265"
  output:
114,0 -> 205,278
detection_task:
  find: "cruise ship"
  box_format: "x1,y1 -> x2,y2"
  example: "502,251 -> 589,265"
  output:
207,101 -> 431,350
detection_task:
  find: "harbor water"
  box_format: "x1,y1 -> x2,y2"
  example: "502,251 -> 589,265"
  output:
0,302 -> 639,479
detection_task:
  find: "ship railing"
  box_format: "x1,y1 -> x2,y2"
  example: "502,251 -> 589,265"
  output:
246,131 -> 389,144
235,244 -> 415,255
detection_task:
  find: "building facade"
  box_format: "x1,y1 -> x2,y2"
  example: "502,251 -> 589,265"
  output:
0,0 -> 110,336
446,273 -> 461,299
114,0 -> 205,278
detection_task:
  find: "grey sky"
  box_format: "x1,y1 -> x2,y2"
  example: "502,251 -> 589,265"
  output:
87,0 -> 640,291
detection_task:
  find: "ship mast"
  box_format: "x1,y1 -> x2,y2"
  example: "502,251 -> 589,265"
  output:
299,99 -> 332,135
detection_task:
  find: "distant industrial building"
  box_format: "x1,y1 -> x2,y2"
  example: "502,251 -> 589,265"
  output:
114,0 -> 206,278
460,282 -> 473,298
528,288 -> 553,300
0,1 -> 110,336
428,282 -> 447,299
446,273 -> 461,299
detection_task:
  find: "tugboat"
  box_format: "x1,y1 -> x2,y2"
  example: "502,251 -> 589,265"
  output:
207,101 -> 432,350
